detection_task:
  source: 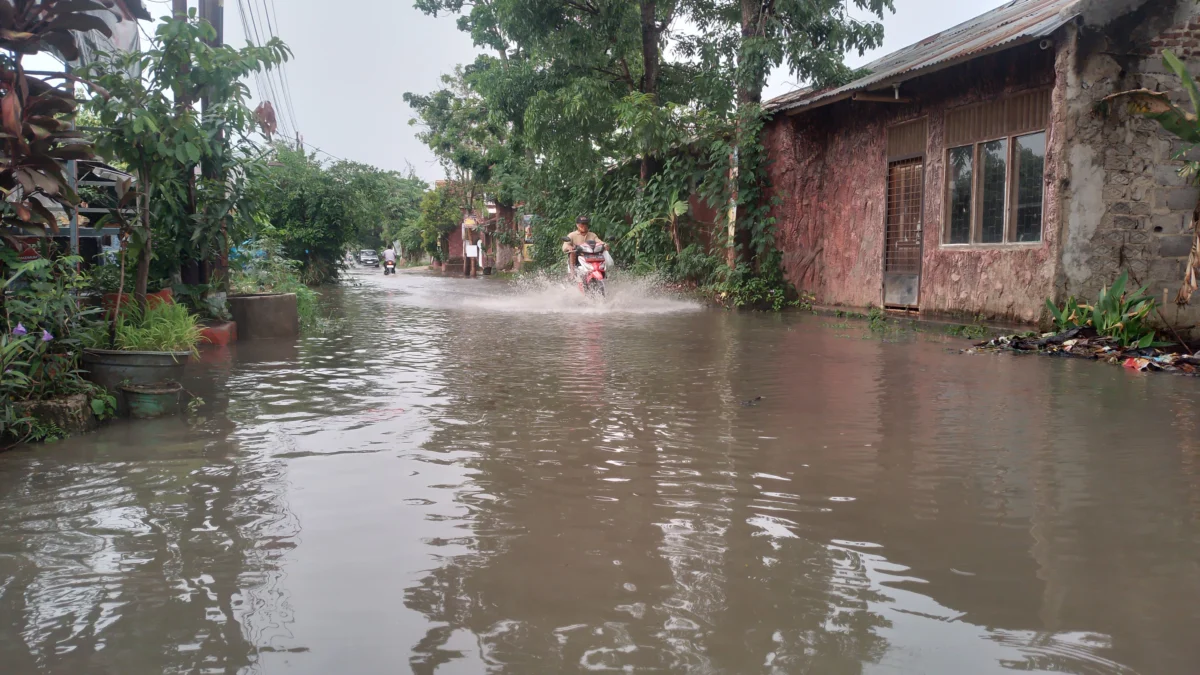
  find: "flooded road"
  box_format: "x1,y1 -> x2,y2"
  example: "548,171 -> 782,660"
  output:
2,269 -> 1200,674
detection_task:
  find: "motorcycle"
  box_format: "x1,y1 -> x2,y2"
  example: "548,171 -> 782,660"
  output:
563,237 -> 609,297
383,259 -> 396,275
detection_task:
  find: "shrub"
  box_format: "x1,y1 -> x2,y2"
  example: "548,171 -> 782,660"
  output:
231,236 -> 324,331
1045,271 -> 1160,348
708,250 -> 799,312
1,252 -> 113,443
667,244 -> 723,285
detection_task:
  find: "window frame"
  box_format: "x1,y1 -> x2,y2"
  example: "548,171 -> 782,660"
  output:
941,91 -> 1049,248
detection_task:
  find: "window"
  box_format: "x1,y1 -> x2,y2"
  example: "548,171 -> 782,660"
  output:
980,139 -> 1008,243
942,90 -> 1049,245
947,146 -> 973,244
1014,132 -> 1046,242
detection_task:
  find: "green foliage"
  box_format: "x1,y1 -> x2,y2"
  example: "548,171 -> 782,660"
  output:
255,147 -> 363,284
172,283 -> 232,323
709,251 -> 799,312
867,306 -> 890,333
84,12 -> 290,294
408,0 -> 893,298
108,302 -> 204,355
1045,296 -> 1091,332
0,249 -> 116,442
416,185 -> 463,262
86,263 -> 165,295
1045,271 -> 1160,348
946,318 -> 988,340
2,251 -> 102,401
186,395 -> 205,417
404,65 -> 513,202
90,391 -> 117,421
231,235 -> 325,332
668,244 -> 724,286
26,419 -> 67,444
326,160 -> 427,250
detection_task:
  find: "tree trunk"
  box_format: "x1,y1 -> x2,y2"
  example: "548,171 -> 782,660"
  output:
737,0 -> 769,106
640,0 -> 661,184
640,0 -> 660,100
134,175 -> 152,308
135,213 -> 152,309
727,0 -> 770,269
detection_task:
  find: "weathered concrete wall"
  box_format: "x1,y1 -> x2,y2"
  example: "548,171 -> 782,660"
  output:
1061,0 -> 1200,331
766,46 -> 1059,322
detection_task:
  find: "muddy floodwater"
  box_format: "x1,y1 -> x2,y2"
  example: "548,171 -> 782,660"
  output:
3,269 -> 1200,674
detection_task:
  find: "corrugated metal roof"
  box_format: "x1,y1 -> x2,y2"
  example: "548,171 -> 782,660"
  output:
766,0 -> 1082,113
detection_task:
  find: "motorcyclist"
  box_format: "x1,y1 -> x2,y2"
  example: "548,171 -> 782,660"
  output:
563,216 -> 607,275
382,245 -> 397,270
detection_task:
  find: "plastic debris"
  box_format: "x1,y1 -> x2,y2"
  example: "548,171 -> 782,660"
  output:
968,327 -> 1200,376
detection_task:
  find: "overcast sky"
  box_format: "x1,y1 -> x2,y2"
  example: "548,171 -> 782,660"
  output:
200,0 -> 1011,182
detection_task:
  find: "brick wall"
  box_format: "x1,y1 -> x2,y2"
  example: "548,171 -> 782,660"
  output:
1061,0 -> 1200,331
765,46 -> 1060,322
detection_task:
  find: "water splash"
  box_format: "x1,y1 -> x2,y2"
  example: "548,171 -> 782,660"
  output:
458,273 -> 702,315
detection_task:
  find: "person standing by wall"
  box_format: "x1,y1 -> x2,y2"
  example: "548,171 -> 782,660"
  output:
462,215 -> 479,278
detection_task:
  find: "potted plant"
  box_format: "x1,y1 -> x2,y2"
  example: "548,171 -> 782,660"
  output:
174,282 -> 237,346
228,235 -> 305,339
81,301 -> 204,402
86,262 -> 173,317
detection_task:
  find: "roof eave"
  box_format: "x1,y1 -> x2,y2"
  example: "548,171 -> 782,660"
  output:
773,32 -> 1058,117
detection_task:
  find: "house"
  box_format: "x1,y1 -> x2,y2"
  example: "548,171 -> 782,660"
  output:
765,0 -> 1200,330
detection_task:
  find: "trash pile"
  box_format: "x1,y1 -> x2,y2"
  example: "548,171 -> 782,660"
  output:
965,326 -> 1200,374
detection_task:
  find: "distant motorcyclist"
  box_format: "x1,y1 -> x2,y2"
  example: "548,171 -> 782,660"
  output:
563,216 -> 607,273
383,245 -> 397,265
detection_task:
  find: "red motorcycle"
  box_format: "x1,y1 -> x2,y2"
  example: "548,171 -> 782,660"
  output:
564,238 -> 608,297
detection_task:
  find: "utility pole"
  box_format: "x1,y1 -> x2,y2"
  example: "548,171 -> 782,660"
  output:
198,0 -> 228,294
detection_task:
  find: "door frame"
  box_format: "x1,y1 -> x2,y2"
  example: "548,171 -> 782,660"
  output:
882,118 -> 929,311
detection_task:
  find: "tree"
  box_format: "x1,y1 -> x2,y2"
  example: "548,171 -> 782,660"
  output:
85,11 -> 288,305
380,172 -> 429,249
256,146 -> 359,284
327,161 -> 427,249
405,65 -> 512,211
416,184 -> 462,263
410,0 -> 893,283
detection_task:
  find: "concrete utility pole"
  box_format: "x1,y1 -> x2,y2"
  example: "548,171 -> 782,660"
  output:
197,0 -> 228,293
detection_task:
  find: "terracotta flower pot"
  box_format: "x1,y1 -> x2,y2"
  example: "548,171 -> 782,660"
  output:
102,289 -> 174,318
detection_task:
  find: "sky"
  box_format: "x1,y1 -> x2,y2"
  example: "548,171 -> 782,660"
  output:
78,0 -> 1014,183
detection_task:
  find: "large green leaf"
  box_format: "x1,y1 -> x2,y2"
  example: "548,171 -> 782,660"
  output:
1164,50 -> 1200,121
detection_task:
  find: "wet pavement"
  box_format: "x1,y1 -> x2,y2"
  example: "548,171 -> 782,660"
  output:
2,268 -> 1199,674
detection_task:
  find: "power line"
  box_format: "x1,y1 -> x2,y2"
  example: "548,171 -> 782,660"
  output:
236,0 -> 293,139
256,0 -> 299,137
266,0 -> 300,136
255,0 -> 296,137
238,5 -> 286,140
297,139 -> 345,163
248,0 -> 290,140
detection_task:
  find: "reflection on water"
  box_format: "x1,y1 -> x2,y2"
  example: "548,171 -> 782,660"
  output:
1,269 -> 1199,674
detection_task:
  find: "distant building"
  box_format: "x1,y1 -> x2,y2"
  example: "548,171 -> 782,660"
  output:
765,0 -> 1200,330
